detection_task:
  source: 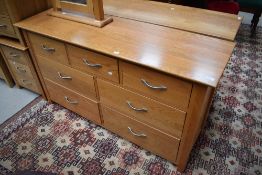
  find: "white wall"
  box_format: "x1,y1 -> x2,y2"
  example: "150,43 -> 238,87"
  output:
239,11 -> 262,26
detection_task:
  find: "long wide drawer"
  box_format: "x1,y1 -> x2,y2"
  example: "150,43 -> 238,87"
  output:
97,78 -> 186,138
18,78 -> 40,93
38,56 -> 97,100
0,16 -> 16,37
120,61 -> 192,111
67,44 -> 119,83
102,105 -> 179,163
1,45 -> 28,65
45,79 -> 101,124
28,32 -> 69,65
8,60 -> 34,80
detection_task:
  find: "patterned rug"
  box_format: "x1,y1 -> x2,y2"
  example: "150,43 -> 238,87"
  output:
0,25 -> 261,175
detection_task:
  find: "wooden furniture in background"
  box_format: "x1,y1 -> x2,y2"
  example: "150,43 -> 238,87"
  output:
0,37 -> 42,93
16,4 -> 239,171
0,51 -> 14,87
0,0 -> 49,94
49,0 -> 113,27
0,0 -> 49,45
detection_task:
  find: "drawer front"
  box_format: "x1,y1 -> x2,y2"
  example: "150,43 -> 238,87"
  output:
120,61 -> 192,111
102,106 -> 179,163
67,44 -> 119,83
18,78 -> 39,93
45,79 -> 101,124
0,0 -> 9,16
28,32 -> 69,65
8,60 -> 34,80
38,56 -> 97,100
0,17 -> 16,37
1,46 -> 28,65
97,79 -> 186,138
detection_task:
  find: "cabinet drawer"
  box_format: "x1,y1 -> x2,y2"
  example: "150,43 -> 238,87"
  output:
67,44 -> 119,83
0,16 -> 16,37
18,78 -> 39,93
28,32 -> 69,65
45,79 -> 101,124
102,106 -> 179,163
98,79 -> 186,138
120,61 -> 192,111
38,56 -> 97,100
8,60 -> 34,80
1,46 -> 28,65
0,0 -> 9,16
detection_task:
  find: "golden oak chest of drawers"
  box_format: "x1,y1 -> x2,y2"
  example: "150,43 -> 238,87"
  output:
15,8 -> 239,172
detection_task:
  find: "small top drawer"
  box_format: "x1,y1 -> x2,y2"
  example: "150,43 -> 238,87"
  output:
67,44 -> 119,83
28,32 -> 69,65
1,45 -> 28,65
120,61 -> 192,111
0,16 -> 16,37
0,0 -> 9,16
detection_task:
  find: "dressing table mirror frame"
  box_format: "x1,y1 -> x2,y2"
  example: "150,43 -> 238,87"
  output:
49,0 -> 113,27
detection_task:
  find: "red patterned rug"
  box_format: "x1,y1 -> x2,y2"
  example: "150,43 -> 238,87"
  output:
0,25 -> 262,175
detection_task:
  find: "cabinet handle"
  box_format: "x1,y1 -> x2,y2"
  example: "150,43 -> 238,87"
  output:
58,72 -> 72,80
22,79 -> 32,85
83,59 -> 102,68
0,24 -> 7,28
141,79 -> 167,90
16,67 -> 26,73
9,53 -> 20,58
42,45 -> 55,52
64,96 -> 78,104
128,127 -> 147,137
126,101 -> 148,112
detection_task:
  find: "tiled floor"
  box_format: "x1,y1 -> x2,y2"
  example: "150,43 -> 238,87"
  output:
0,79 -> 39,124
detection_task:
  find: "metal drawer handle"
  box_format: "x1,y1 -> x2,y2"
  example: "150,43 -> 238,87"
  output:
16,67 -> 26,73
64,96 -> 78,104
0,24 -> 7,28
128,127 -> 147,137
126,101 -> 148,112
83,59 -> 102,68
141,79 -> 167,90
9,53 -> 20,58
58,72 -> 72,80
42,45 -> 55,52
22,79 -> 32,85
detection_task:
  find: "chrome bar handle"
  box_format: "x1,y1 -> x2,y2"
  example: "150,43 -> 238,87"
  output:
22,79 -> 32,85
141,79 -> 167,90
9,53 -> 20,58
16,67 -> 26,73
42,45 -> 55,52
64,96 -> 78,104
83,59 -> 102,68
58,72 -> 72,80
126,101 -> 148,112
0,24 -> 7,28
128,127 -> 147,137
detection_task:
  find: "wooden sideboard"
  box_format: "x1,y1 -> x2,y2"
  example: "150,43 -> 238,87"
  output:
16,6 -> 238,171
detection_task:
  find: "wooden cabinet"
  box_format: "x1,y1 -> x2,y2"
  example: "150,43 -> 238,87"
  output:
0,40 -> 42,93
16,4 -> 239,172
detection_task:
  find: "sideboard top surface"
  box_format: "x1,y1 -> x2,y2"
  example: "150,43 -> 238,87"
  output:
104,0 -> 242,41
15,10 -> 236,87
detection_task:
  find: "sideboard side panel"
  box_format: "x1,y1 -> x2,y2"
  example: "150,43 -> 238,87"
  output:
176,83 -> 214,172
